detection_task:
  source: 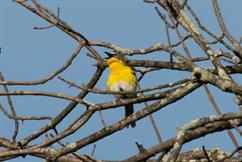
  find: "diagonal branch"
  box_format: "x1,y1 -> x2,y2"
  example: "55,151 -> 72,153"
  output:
122,112 -> 242,162
19,67 -> 104,146
212,0 -> 242,59
0,44 -> 83,85
54,81 -> 201,159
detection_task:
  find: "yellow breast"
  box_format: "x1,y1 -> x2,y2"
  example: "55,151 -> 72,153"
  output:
107,58 -> 137,92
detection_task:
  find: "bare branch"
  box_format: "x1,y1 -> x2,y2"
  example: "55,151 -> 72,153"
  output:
0,44 -> 83,85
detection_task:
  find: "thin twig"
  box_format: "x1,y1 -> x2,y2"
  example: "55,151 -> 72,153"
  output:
0,102 -> 51,121
58,75 -> 192,95
91,144 -> 96,157
155,7 -> 173,62
212,0 -> 242,59
34,7 -> 60,30
0,71 -> 19,141
203,84 -> 242,155
186,3 -> 239,57
0,44 -> 83,85
98,111 -> 106,127
217,146 -> 242,162
49,134 -> 98,162
202,145 -> 212,162
0,90 -> 95,107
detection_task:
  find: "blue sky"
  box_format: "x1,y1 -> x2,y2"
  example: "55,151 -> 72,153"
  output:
0,0 -> 242,161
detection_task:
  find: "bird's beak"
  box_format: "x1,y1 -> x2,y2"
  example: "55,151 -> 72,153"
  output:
104,51 -> 115,59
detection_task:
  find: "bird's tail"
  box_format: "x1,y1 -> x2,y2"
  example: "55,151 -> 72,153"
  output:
125,104 -> 136,128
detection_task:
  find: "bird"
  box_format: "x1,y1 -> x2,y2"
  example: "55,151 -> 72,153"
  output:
105,52 -> 137,127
